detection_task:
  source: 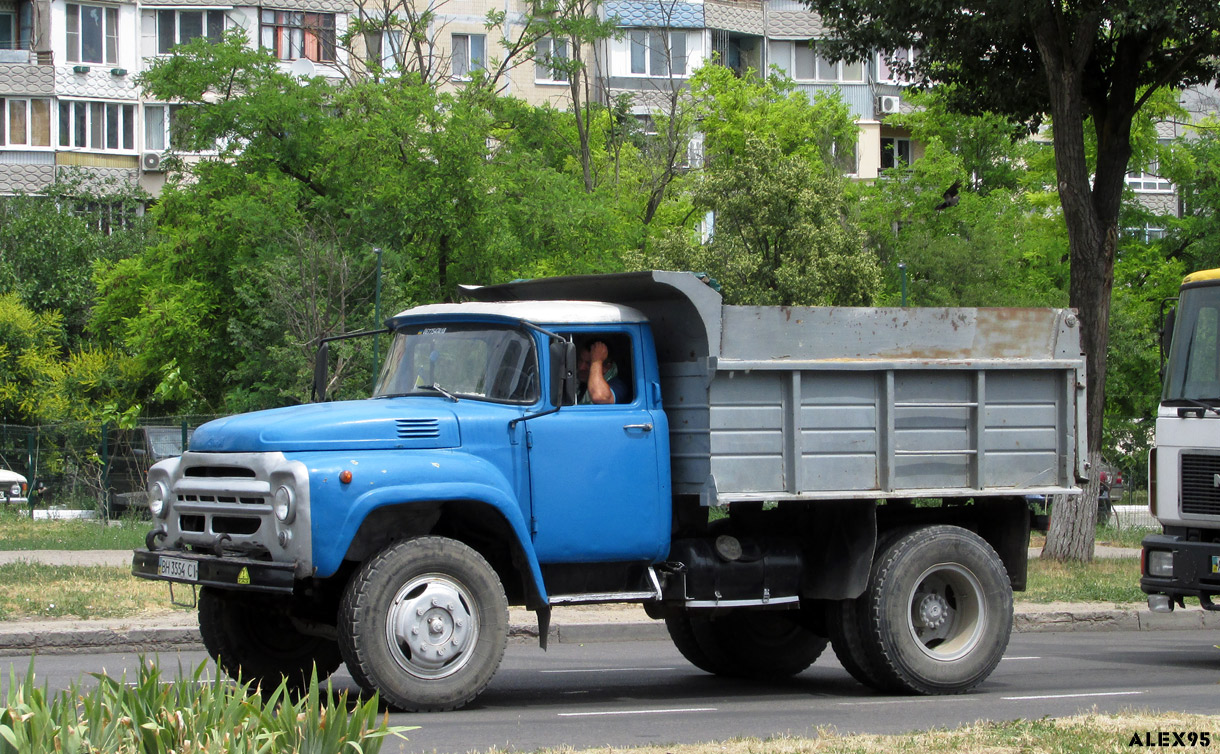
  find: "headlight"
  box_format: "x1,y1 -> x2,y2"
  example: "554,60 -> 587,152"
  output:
273,485 -> 295,523
1147,550 -> 1174,578
148,481 -> 169,519
8,484 -> 20,497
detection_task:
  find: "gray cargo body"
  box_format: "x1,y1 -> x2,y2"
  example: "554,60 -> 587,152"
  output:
464,270 -> 1087,506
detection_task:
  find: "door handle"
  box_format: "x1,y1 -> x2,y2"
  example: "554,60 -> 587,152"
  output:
623,424 -> 653,432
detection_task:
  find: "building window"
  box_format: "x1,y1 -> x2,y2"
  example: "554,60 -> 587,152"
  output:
1125,224 -> 1166,243
58,100 -> 135,151
0,12 -> 15,50
0,98 -> 52,147
365,29 -> 402,71
1127,143 -> 1173,192
880,136 -> 912,169
769,40 -> 863,82
451,33 -> 485,78
628,29 -> 687,77
157,10 -> 225,54
144,104 -> 187,151
535,37 -> 568,83
877,47 -> 918,83
260,10 -> 335,63
2,6 -> 33,51
66,4 -> 119,65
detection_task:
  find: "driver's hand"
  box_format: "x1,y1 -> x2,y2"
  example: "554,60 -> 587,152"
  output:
590,341 -> 609,363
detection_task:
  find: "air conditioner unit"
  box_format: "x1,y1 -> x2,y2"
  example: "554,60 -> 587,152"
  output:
141,152 -> 165,172
878,95 -> 901,115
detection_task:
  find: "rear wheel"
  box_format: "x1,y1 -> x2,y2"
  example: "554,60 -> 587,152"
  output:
858,526 -> 1012,694
338,536 -> 509,712
198,587 -> 342,692
669,609 -> 827,679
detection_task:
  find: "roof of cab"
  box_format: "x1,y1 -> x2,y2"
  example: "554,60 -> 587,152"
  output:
1183,268 -> 1220,284
390,300 -> 650,326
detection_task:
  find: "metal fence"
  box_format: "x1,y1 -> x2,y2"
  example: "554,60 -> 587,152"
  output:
0,416 -> 220,514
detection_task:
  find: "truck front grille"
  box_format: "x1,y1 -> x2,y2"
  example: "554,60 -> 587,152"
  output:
1181,454 -> 1220,517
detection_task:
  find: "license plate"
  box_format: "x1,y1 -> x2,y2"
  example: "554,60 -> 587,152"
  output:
158,556 -> 198,582
1212,556 -> 1219,575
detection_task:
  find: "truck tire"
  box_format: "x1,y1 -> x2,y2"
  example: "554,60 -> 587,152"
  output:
858,525 -> 1012,695
672,610 -> 827,679
827,527 -> 911,691
827,598 -> 897,692
198,587 -> 342,692
338,536 -> 509,712
664,614 -> 722,675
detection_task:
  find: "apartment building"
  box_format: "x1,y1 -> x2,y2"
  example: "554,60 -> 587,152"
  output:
5,0 -> 1200,200
0,0 -> 348,197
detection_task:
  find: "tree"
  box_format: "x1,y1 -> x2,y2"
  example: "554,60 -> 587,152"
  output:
806,0 -> 1220,560
647,135 -> 880,306
634,68 -> 879,306
0,177 -> 152,347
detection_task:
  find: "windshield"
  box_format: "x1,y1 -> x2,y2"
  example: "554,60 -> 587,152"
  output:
1164,284 -> 1220,402
373,323 -> 540,404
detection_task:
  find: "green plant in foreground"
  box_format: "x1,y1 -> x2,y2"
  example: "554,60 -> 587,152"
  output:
0,658 -> 415,753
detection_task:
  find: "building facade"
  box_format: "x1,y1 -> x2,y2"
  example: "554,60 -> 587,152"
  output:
2,0 -> 1201,198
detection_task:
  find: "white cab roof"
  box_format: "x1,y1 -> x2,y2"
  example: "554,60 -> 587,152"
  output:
394,300 -> 650,325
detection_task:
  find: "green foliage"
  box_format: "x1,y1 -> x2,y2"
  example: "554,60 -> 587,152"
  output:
0,659 -> 414,753
852,140 -> 1068,307
1160,119 -> 1220,271
690,63 -> 858,174
633,68 -> 876,306
0,178 -> 151,348
647,136 -> 879,306
0,295 -> 65,425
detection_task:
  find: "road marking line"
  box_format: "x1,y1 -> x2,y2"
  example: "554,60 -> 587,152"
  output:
557,707 -> 717,718
541,668 -> 677,674
1002,656 -> 1041,661
1003,691 -> 1145,701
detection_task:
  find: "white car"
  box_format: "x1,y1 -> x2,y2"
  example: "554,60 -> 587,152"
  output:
0,469 -> 28,504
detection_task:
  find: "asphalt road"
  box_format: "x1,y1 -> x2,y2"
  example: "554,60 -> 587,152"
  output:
5,630 -> 1218,753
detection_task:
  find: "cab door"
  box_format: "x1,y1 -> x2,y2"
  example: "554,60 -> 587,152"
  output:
526,329 -> 670,564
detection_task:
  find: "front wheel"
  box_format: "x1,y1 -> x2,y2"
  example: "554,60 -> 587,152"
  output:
858,525 -> 1012,694
198,587 -> 342,692
338,536 -> 509,712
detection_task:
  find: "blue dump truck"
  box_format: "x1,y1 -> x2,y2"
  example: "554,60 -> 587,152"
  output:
133,271 -> 1086,711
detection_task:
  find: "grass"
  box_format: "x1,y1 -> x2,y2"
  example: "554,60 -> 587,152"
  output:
1023,557 -> 1144,604
509,712 -> 1220,754
0,563 -> 191,621
0,506 -> 149,551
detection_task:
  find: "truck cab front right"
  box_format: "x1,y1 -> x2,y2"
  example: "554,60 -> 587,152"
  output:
1142,268 -> 1220,612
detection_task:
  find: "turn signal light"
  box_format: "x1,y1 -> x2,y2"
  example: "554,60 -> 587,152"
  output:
339,470 -> 353,484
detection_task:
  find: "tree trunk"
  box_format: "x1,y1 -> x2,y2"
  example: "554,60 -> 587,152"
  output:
1031,4 -> 1116,561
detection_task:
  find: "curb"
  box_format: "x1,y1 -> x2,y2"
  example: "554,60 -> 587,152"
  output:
2,608 -> 1217,657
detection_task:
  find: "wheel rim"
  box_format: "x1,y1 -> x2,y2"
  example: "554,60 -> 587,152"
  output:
385,572 -> 480,680
905,562 -> 985,662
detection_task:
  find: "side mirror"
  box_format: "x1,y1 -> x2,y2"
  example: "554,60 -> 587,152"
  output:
549,340 -> 577,406
1159,300 -> 1177,379
313,340 -> 330,402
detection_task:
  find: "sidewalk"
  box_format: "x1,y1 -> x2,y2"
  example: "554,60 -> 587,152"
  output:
0,547 -> 1216,657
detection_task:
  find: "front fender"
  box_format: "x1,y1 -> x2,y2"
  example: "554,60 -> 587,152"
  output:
291,450 -> 547,602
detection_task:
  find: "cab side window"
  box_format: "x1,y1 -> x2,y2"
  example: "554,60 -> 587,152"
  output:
567,333 -> 634,405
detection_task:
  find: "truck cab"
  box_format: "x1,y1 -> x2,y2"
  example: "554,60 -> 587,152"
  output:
1141,268 -> 1220,613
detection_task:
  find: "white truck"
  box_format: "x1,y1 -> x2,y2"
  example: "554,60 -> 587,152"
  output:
1142,267 -> 1220,613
